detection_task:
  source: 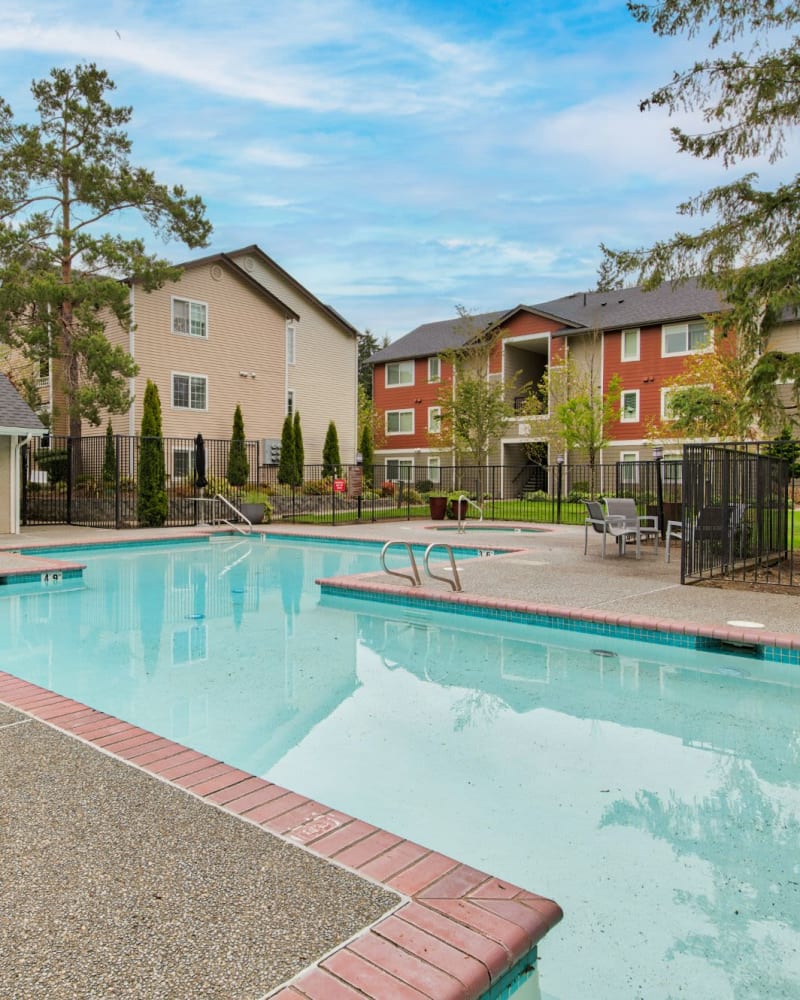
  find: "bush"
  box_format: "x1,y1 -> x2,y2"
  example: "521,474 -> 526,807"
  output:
415,478 -> 434,494
36,448 -> 69,484
380,480 -> 395,497
524,489 -> 548,501
302,477 -> 334,496
567,489 -> 591,503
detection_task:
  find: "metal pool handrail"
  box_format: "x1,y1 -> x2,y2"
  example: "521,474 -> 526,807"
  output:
213,493 -> 252,535
456,494 -> 483,534
423,543 -> 463,592
380,541 -> 421,587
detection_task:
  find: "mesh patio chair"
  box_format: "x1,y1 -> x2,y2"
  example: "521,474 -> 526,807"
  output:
582,500 -> 643,558
604,498 -> 659,556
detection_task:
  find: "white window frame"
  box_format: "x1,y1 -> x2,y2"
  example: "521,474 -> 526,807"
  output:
172,448 -> 192,480
286,320 -> 296,366
172,372 -> 208,411
621,327 -> 640,362
662,453 -> 683,485
386,458 -> 413,480
386,361 -> 414,387
661,320 -> 710,357
427,456 -> 441,483
620,451 -> 639,485
427,406 -> 442,434
386,409 -> 414,435
428,356 -> 441,383
172,297 -> 208,339
620,389 -> 639,423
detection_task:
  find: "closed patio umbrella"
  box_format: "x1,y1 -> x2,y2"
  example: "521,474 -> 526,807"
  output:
195,433 -> 208,490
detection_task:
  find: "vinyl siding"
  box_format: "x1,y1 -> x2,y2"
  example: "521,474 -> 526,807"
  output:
230,251 -> 358,464
0,437 -> 10,532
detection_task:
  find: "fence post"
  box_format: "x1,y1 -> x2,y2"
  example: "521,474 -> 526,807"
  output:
556,456 -> 563,524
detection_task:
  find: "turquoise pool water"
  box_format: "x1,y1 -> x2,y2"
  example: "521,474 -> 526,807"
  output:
2,537 -> 799,999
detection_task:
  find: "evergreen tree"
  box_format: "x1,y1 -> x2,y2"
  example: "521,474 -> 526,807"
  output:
278,413 -> 296,486
322,421 -> 342,477
137,380 -> 167,527
227,403 -> 249,487
293,410 -> 304,486
359,421 -> 374,486
0,63 -> 211,438
102,421 -> 116,486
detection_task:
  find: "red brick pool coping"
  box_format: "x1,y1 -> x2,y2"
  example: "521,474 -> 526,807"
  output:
0,670 -> 562,999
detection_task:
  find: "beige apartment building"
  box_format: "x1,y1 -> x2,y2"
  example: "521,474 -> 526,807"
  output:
38,245 -> 360,467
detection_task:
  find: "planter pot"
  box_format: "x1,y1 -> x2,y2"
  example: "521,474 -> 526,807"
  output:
239,502 -> 266,525
449,499 -> 468,520
429,496 -> 448,520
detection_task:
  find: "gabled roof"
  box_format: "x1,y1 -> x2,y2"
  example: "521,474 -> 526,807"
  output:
224,245 -> 360,338
368,279 -> 726,363
168,251 -> 300,321
368,310 -> 506,364
0,373 -> 46,435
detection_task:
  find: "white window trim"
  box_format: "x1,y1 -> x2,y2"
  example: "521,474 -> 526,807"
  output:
427,456 -> 441,483
385,361 -> 415,388
427,406 -> 442,433
428,356 -> 441,383
286,320 -> 296,366
661,320 -> 711,358
386,457 -> 414,479
620,389 -> 640,423
172,448 -> 193,479
620,451 -> 639,484
386,409 -> 414,435
171,371 -> 208,411
620,327 -> 640,362
171,297 -> 208,339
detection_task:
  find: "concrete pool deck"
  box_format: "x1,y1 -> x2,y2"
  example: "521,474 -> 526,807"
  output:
1,519 -> 798,998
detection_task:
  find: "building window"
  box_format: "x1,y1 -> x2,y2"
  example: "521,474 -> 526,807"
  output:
172,373 -> 207,410
173,449 -> 192,479
172,298 -> 207,338
386,361 -> 414,387
663,455 -> 683,485
37,357 -> 50,389
620,390 -> 639,422
428,406 -> 442,433
286,321 -> 296,365
287,390 -> 294,417
661,387 -> 679,420
621,328 -> 640,362
428,356 -> 441,382
386,410 -> 414,434
387,458 -> 413,480
662,320 -> 710,357
620,452 -> 639,484
427,456 -> 441,483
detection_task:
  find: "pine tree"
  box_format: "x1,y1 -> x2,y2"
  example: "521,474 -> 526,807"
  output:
322,421 -> 342,478
293,411 -> 304,486
0,63 -> 211,437
227,403 -> 249,488
137,380 -> 167,527
278,413 -> 296,486
102,421 -> 116,487
359,422 -> 374,487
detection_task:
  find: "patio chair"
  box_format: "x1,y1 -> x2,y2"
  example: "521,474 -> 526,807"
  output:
604,498 -> 659,556
582,500 -> 643,558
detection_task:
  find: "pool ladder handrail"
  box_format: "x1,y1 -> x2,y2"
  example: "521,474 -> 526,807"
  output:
213,493 -> 252,535
379,541 -> 462,592
456,494 -> 483,534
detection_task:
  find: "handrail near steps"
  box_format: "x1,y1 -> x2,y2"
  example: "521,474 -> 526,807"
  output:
423,543 -> 462,592
456,494 -> 483,534
380,541 -> 421,586
213,493 -> 252,535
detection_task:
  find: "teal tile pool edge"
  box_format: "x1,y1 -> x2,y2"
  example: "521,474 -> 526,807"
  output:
317,579 -> 800,665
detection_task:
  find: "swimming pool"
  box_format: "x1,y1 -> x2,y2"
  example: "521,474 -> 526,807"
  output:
2,537 -> 799,999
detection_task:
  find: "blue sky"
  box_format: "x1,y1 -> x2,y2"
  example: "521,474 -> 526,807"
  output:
0,0 -> 792,339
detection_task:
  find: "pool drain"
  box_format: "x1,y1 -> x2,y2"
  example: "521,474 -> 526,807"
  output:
592,649 -> 617,658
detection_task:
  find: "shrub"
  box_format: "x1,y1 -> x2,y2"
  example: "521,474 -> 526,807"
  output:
415,479 -> 434,494
380,480 -> 395,497
524,489 -> 548,501
36,448 -> 69,483
302,477 -> 334,495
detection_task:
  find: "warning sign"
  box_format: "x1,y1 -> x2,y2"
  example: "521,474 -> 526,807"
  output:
333,478 -> 347,493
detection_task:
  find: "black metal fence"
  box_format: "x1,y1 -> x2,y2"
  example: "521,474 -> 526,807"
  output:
20,434 -> 798,589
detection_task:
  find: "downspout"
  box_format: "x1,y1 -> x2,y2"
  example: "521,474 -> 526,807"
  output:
11,434 -> 33,534
128,282 -> 136,436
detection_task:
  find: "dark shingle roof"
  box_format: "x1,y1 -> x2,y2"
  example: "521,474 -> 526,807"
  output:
0,373 -> 45,434
368,280 -> 726,363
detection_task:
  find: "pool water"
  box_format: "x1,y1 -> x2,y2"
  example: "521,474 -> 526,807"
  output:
2,538 -> 799,1000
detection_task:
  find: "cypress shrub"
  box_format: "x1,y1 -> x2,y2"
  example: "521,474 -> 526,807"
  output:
322,420 -> 342,477
227,403 -> 249,487
278,413 -> 296,485
293,410 -> 304,486
137,380 -> 168,527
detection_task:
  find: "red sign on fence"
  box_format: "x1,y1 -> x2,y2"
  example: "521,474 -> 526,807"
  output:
333,478 -> 347,493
